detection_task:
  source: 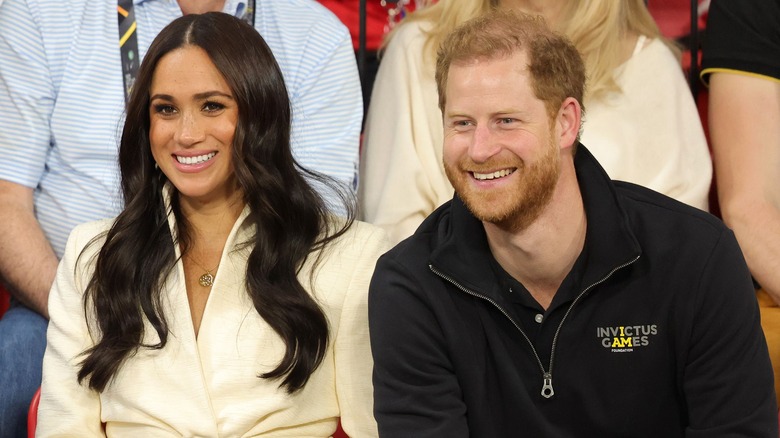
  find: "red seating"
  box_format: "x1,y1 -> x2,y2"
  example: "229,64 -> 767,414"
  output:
333,420 -> 348,438
27,387 -> 41,438
1,285 -> 10,317
647,0 -> 707,40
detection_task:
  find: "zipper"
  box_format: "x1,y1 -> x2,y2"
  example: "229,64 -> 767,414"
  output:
429,253 -> 640,399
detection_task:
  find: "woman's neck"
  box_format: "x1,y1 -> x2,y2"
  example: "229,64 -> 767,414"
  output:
500,0 -> 567,29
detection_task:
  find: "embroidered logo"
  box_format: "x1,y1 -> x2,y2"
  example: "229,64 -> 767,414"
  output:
596,324 -> 658,353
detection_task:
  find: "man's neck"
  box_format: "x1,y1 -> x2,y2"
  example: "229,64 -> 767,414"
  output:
177,0 -> 226,15
484,159 -> 586,310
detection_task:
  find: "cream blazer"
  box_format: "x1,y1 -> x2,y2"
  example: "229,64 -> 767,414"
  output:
38,201 -> 389,437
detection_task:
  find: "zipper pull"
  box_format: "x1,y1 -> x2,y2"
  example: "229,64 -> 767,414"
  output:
541,373 -> 554,398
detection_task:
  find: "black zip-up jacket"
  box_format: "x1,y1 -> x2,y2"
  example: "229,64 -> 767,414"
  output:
369,146 -> 777,437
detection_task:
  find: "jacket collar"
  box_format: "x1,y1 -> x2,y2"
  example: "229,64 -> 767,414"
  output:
162,182 -> 253,257
428,144 -> 642,300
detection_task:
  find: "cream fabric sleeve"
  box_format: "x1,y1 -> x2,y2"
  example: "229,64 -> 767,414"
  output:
38,220 -> 111,437
581,38 -> 712,211
332,222 -> 390,438
359,21 -> 453,245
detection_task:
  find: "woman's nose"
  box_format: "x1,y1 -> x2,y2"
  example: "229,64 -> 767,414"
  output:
174,112 -> 206,146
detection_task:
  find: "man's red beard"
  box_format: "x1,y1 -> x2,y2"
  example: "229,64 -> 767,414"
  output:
445,136 -> 561,232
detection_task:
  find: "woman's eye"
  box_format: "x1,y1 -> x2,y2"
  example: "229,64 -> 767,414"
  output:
153,104 -> 176,115
203,101 -> 225,113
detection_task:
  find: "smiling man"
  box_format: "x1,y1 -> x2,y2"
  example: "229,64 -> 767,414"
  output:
368,9 -> 778,437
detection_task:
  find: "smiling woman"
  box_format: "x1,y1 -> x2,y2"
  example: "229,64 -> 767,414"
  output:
149,46 -> 240,208
36,12 -> 388,438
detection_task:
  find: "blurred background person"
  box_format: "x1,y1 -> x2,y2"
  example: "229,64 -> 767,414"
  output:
701,0 -> 780,405
318,0 -> 420,119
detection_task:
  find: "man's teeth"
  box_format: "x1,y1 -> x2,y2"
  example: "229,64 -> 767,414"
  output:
473,169 -> 515,181
176,152 -> 216,165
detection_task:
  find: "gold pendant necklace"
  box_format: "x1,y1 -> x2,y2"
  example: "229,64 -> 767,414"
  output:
198,270 -> 216,288
188,255 -> 219,288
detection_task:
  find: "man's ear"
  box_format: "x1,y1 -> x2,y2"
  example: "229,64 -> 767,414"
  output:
555,97 -> 582,151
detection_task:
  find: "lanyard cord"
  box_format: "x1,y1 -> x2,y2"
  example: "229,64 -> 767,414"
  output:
117,0 -> 138,103
116,0 -> 256,104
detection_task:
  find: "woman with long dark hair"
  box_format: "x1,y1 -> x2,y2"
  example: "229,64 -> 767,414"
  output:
37,12 -> 387,437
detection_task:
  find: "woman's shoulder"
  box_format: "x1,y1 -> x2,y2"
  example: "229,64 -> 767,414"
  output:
618,37 -> 687,88
312,218 -> 390,268
327,218 -> 390,251
632,37 -> 680,66
70,218 -> 114,239
303,220 -> 390,297
385,18 -> 434,52
352,219 -> 390,243
64,218 -> 115,255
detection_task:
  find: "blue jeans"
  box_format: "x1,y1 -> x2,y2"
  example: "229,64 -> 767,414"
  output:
0,300 -> 47,438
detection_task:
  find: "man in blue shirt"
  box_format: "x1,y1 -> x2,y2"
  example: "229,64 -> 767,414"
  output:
0,1 -> 362,435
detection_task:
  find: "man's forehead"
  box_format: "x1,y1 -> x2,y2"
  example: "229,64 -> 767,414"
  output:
450,50 -> 529,70
447,52 -> 531,85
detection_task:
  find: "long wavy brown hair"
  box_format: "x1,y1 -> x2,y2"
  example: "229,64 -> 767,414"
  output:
77,12 -> 355,394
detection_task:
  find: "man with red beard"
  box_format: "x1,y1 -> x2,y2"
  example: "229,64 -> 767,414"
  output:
368,9 -> 777,438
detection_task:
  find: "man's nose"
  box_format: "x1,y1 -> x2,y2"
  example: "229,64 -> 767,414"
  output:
468,124 -> 501,163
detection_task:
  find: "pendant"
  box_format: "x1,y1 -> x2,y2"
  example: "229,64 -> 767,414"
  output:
199,272 -> 214,287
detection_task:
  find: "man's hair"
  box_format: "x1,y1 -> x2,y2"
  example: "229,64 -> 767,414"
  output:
435,9 -> 586,123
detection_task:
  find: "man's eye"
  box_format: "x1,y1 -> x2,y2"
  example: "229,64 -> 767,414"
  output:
498,118 -> 515,124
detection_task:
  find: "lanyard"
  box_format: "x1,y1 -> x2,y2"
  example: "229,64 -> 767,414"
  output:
116,0 -> 256,103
